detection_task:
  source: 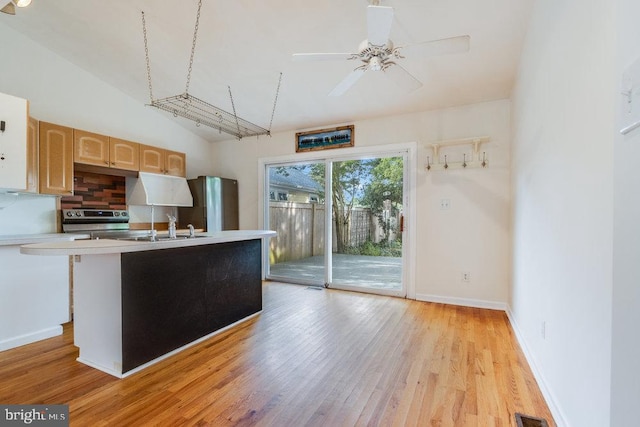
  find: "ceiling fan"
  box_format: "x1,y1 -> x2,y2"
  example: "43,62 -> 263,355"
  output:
292,1 -> 470,96
0,0 -> 32,15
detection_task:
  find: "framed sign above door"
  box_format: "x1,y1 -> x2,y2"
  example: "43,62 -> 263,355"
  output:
295,125 -> 354,152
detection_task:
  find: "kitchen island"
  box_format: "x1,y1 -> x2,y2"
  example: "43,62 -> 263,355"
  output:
21,230 -> 275,378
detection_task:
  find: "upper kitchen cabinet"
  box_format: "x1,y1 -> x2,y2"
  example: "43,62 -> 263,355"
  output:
39,121 -> 73,195
165,150 -> 186,177
140,144 -> 186,177
75,130 -> 139,172
74,129 -> 109,167
109,137 -> 139,171
139,144 -> 163,175
0,92 -> 28,191
26,116 -> 38,193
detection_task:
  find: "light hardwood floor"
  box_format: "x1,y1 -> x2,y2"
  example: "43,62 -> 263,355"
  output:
0,282 -> 555,426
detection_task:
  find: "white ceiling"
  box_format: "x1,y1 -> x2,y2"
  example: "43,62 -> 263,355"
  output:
1,0 -> 533,142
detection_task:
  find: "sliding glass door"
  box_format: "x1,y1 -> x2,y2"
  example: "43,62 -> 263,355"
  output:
328,156 -> 403,294
265,151 -> 407,297
267,162 -> 326,285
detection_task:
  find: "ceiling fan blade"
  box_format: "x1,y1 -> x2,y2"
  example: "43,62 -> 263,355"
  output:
292,53 -> 355,62
0,2 -> 16,14
367,5 -> 394,46
385,64 -> 423,93
404,35 -> 470,57
328,69 -> 367,96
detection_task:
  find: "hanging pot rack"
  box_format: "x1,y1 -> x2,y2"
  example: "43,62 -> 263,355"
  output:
141,0 -> 281,140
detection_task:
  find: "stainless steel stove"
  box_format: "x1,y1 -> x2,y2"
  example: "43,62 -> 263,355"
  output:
62,209 -> 147,239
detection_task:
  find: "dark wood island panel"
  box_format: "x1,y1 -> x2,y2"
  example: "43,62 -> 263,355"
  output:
120,239 -> 262,373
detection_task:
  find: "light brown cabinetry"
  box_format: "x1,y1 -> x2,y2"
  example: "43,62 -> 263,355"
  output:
165,150 -> 186,177
74,130 -> 139,171
140,144 -> 186,177
73,129 -> 109,167
37,120 -> 184,186
26,116 -> 38,193
39,122 -> 74,195
109,137 -> 139,171
139,144 -> 164,175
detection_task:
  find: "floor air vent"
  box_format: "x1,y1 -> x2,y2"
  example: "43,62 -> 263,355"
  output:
515,413 -> 549,427
306,286 -> 323,291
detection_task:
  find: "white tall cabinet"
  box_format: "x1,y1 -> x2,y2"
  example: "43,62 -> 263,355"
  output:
0,236 -> 75,351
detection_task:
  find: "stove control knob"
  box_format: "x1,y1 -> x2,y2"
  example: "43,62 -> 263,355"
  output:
75,211 -> 82,217
66,211 -> 73,217
121,211 -> 128,217
114,212 -> 120,216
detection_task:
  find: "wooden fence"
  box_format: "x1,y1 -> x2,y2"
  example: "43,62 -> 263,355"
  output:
269,202 -> 376,263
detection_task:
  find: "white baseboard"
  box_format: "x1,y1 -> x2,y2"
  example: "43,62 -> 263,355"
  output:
0,325 -> 63,352
415,293 -> 508,311
506,307 -> 568,427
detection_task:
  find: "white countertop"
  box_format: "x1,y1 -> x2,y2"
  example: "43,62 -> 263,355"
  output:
20,230 -> 276,256
0,233 -> 90,246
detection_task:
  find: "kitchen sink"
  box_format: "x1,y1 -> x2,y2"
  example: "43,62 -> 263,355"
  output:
117,235 -> 207,242
159,235 -> 209,240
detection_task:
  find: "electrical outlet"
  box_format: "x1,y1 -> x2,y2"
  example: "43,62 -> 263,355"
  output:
440,199 -> 450,210
462,271 -> 470,282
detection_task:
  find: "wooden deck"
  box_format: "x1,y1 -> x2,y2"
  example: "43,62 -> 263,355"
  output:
0,282 -> 554,426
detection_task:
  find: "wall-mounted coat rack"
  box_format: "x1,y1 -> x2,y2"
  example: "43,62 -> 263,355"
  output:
425,136 -> 490,171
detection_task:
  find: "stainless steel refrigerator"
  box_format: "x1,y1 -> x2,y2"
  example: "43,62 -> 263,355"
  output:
177,176 -> 239,231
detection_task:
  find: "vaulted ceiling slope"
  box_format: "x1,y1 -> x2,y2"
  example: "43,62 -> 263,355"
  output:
1,0 -> 533,142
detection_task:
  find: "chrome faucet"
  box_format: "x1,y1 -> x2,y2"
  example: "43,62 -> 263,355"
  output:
187,224 -> 195,238
167,214 -> 177,239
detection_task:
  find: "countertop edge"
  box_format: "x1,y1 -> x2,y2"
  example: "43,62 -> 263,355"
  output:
20,230 -> 276,256
1,233 -> 90,247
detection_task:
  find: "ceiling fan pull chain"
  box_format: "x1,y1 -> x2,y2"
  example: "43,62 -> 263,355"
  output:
185,0 -> 203,95
268,72 -> 283,135
141,11 -> 154,103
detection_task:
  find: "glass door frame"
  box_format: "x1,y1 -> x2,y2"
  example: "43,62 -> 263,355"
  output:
264,160 -> 328,287
323,152 -> 406,298
258,142 -> 417,299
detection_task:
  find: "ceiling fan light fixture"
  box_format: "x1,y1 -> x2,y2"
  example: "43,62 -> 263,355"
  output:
369,56 -> 382,72
15,0 -> 31,7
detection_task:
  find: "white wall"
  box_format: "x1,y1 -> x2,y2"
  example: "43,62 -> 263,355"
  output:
0,22 -> 215,233
612,0 -> 640,425
211,99 -> 512,305
510,0 -> 615,426
0,23 -> 214,177
0,193 -> 57,235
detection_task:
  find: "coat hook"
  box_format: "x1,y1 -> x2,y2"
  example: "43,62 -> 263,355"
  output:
444,155 -> 449,169
462,153 -> 467,168
426,156 -> 431,171
481,152 -> 487,168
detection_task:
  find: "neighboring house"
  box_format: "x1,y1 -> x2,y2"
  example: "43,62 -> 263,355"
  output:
268,168 -> 321,203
